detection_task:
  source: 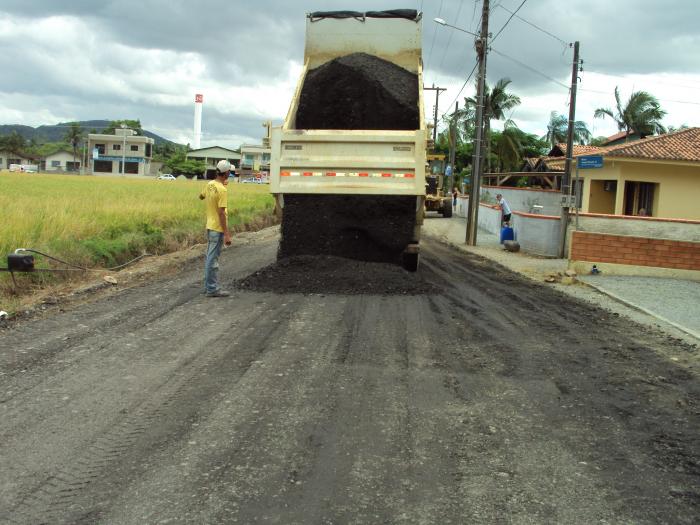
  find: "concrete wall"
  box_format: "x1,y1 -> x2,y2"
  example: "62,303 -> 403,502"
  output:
481,185 -> 561,215
478,203 -> 502,234
516,213 -> 561,257
576,214 -> 700,242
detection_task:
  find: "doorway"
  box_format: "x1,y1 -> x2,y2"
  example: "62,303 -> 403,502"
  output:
624,181 -> 656,216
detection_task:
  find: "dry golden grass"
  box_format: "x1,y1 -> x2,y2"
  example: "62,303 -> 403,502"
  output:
0,172 -> 275,310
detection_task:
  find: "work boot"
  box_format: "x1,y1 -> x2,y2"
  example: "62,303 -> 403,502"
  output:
205,289 -> 230,298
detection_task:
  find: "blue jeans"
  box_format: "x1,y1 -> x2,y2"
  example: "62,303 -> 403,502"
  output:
204,229 -> 224,294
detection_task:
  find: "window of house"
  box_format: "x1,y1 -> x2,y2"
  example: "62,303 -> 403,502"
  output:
94,160 -> 113,172
113,144 -> 121,151
95,144 -> 106,154
145,144 -> 152,157
262,153 -> 271,163
51,160 -> 61,167
130,145 -> 139,151
66,161 -> 80,171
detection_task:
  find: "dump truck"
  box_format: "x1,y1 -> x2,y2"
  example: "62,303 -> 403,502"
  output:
270,9 -> 427,271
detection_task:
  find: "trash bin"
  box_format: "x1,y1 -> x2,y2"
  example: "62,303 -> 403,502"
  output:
500,225 -> 515,244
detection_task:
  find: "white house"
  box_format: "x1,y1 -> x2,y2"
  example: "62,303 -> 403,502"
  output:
44,149 -> 81,172
186,146 -> 241,178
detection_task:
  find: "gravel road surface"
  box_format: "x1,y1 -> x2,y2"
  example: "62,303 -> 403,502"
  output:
1,234 -> 698,524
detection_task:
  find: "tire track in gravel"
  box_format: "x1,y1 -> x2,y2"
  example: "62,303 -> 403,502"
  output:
5,290 -> 303,524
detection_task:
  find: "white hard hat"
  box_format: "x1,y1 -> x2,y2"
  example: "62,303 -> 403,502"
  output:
216,160 -> 231,173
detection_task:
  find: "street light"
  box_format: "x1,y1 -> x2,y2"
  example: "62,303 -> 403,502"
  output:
434,6 -> 489,246
433,18 -> 478,36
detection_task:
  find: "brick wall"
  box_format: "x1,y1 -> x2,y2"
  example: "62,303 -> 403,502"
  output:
571,231 -> 700,271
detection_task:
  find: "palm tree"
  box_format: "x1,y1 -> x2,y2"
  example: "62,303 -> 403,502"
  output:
594,87 -> 666,139
64,122 -> 84,171
464,77 -> 521,172
542,111 -> 592,148
493,120 -> 523,172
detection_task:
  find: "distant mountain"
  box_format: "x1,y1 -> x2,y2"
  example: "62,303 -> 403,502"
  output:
0,120 -> 180,146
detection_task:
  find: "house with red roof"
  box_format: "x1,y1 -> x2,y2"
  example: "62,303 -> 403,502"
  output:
544,128 -> 700,220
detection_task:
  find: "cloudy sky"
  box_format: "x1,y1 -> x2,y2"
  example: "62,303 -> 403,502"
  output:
1,0 -> 699,148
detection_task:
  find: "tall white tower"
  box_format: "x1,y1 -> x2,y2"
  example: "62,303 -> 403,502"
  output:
193,93 -> 203,149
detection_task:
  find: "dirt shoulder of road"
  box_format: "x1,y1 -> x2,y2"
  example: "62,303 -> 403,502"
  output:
0,226 -> 280,330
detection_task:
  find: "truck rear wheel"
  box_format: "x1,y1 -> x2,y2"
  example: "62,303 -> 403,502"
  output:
402,252 -> 419,272
442,200 -> 453,218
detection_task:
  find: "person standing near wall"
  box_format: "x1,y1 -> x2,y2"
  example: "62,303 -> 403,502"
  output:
496,193 -> 512,226
201,160 -> 232,297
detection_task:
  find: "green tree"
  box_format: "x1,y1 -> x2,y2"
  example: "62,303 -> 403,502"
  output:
102,119 -> 143,135
165,149 -> 206,178
590,136 -> 608,146
594,87 -> 666,139
64,122 -> 84,170
464,77 -> 521,172
0,131 -> 27,155
542,111 -> 592,148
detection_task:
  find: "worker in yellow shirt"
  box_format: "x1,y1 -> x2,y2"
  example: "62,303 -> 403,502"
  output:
201,160 -> 232,297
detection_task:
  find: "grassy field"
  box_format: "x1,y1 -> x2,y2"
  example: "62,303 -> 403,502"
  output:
0,172 -> 275,307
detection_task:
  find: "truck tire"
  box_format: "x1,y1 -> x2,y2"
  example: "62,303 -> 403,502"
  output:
442,200 -> 453,218
402,251 -> 419,272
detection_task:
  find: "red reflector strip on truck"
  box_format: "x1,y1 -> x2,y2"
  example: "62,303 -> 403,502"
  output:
281,171 -> 415,178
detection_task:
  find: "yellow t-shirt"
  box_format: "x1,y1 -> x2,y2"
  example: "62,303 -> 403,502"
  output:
204,180 -> 228,232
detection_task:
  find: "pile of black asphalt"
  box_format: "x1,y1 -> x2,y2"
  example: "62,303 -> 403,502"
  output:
295,52 -> 419,130
235,254 -> 434,295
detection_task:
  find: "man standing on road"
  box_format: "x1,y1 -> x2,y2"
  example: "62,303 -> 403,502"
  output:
496,193 -> 512,226
202,160 -> 232,297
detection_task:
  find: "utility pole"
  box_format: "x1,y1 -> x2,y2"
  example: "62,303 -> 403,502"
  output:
424,84 -> 446,145
558,41 -> 581,258
448,102 -> 458,193
466,0 -> 490,245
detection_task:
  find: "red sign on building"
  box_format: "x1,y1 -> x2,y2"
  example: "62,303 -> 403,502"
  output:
195,94 -> 203,103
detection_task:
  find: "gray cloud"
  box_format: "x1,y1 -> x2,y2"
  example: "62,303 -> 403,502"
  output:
1,0 -> 698,145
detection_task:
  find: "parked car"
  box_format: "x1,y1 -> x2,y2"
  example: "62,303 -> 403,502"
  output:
158,174 -> 176,181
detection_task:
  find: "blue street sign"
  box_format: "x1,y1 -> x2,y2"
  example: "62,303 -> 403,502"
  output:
578,155 -> 604,169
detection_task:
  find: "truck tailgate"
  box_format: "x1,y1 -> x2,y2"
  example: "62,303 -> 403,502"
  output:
270,128 -> 426,196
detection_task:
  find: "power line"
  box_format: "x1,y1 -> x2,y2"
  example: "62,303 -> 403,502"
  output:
490,46 -> 569,89
497,4 -> 568,46
582,68 -> 700,92
577,87 -> 700,106
439,0 -> 466,69
491,0 -> 528,43
426,0 -> 445,69
442,62 -> 479,119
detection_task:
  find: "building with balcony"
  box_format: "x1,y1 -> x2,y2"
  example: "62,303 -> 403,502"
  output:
87,129 -> 154,176
239,143 -> 270,178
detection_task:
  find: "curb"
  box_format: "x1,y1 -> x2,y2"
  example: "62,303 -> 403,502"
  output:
580,280 -> 700,342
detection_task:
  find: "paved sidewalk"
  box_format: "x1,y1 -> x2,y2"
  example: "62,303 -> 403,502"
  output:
422,215 -> 700,343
